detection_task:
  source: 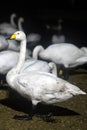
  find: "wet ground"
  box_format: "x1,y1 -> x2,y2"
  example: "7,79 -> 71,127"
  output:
0,68 -> 87,130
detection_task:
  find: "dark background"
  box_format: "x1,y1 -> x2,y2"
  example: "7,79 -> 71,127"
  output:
0,0 -> 87,47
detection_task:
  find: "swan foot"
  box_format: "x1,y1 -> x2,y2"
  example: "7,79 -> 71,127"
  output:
36,113 -> 55,122
13,114 -> 32,120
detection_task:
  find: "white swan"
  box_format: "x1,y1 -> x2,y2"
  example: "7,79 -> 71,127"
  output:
27,33 -> 41,43
32,43 -> 87,79
33,43 -> 87,68
0,13 -> 17,29
6,31 -> 86,120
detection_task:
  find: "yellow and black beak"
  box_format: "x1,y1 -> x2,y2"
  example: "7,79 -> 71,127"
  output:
6,34 -> 16,40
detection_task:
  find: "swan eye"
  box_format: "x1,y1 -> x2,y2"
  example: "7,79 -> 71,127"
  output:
17,33 -> 19,35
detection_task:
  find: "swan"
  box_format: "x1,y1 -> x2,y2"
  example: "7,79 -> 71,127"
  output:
0,13 -> 17,35
27,33 -> 41,43
0,15 -> 24,36
6,31 -> 86,120
32,43 -> 87,78
46,18 -> 65,43
0,13 -> 17,29
51,19 -> 65,43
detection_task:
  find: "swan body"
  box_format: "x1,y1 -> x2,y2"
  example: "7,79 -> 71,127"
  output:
6,31 -> 86,119
33,43 -> 87,68
27,33 -> 41,43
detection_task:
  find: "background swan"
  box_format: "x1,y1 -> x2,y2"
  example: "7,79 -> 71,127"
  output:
0,13 -> 17,29
27,33 -> 41,43
0,13 -> 17,35
0,15 -> 24,37
51,19 -> 66,44
17,17 -> 24,31
6,31 -> 86,120
32,43 -> 87,79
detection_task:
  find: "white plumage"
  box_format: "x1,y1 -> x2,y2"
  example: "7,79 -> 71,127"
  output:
6,31 -> 86,120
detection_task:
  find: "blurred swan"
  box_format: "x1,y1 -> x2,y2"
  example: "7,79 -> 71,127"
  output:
51,19 -> 65,44
33,43 -> 87,68
32,43 -> 87,79
0,13 -> 17,35
46,18 -> 65,44
18,17 -> 24,31
0,16 -> 24,36
6,31 -> 86,120
27,33 -> 41,43
0,13 -> 17,29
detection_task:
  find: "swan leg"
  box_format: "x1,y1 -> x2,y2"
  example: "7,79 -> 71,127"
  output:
13,104 -> 36,120
57,64 -> 69,80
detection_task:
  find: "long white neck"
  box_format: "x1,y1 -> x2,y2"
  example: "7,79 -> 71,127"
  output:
33,45 -> 44,59
15,39 -> 26,73
10,13 -> 16,27
18,17 -> 24,31
6,35 -> 27,87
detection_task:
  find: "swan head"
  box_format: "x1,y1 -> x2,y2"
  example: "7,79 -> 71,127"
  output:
9,31 -> 26,41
